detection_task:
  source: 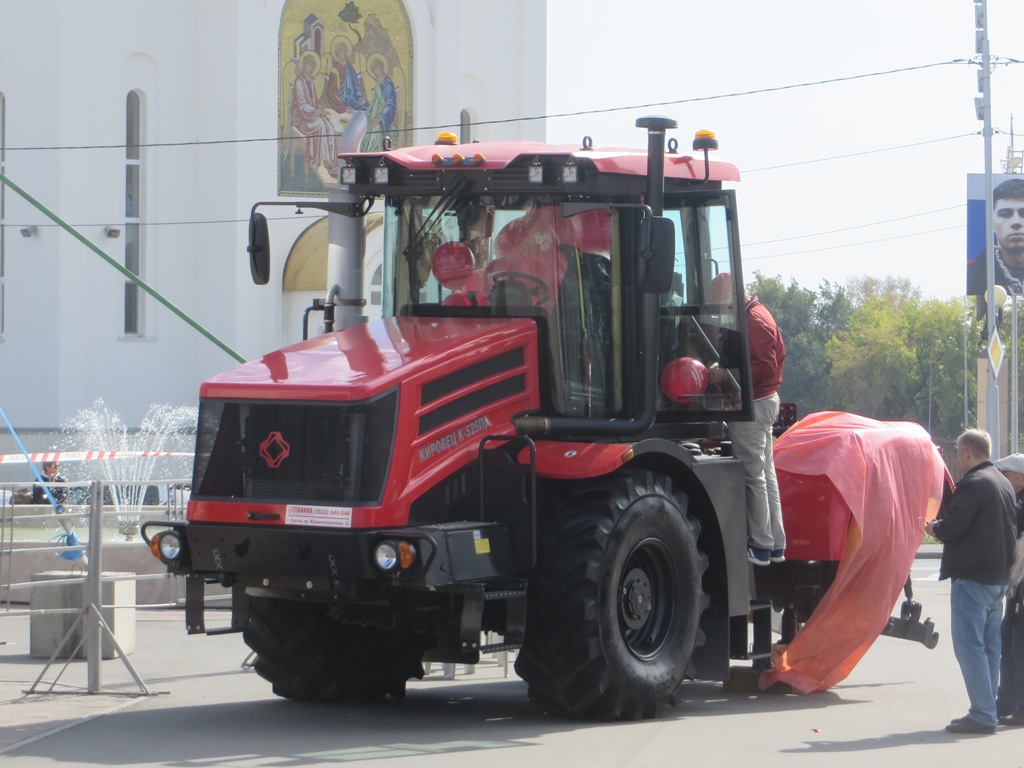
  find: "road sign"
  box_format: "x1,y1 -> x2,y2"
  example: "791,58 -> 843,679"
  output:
988,329 -> 1005,376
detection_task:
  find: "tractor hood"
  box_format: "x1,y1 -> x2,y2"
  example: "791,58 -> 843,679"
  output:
201,316 -> 539,402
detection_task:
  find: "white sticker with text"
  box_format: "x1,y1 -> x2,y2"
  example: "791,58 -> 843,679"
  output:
285,504 -> 353,528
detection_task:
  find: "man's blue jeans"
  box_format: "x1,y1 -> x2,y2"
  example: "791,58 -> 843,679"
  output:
950,578 -> 1008,726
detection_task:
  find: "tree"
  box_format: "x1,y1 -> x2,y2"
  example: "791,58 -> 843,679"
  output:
823,277 -> 972,442
746,273 -> 980,444
826,289 -> 917,419
906,298 -> 974,441
748,273 -> 851,416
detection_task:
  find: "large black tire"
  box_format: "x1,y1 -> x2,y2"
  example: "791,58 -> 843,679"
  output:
515,469 -> 707,720
243,597 -> 427,702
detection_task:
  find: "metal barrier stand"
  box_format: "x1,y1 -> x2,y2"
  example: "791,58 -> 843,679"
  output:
26,480 -> 154,697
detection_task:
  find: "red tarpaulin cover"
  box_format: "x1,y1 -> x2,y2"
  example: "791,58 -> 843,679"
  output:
759,411 -> 949,693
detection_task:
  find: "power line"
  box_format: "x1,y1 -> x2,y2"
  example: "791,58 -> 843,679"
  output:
744,134 -> 977,173
513,60 -> 977,125
14,197 -> 967,237
15,196 -> 967,240
744,224 -> 964,262
3,59 -> 983,153
743,205 -> 964,247
12,213 -> 325,230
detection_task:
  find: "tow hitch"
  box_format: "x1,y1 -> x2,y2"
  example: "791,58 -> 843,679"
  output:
880,577 -> 939,649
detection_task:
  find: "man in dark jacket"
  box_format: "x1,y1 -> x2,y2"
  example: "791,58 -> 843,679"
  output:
994,453 -> 1024,726
925,429 -> 1017,734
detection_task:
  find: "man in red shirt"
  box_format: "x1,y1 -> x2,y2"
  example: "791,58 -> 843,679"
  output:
711,293 -> 787,566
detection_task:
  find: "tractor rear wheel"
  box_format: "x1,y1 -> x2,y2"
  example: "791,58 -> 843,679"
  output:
243,597 -> 426,702
515,469 -> 707,719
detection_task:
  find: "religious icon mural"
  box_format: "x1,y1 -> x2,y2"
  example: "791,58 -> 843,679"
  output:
279,0 -> 413,194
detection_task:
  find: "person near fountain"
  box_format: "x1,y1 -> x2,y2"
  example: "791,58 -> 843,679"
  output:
32,460 -> 67,510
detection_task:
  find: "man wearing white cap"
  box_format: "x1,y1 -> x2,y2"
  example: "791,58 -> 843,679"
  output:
994,453 -> 1024,726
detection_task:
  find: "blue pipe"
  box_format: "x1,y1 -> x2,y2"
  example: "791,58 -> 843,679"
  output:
0,403 -> 62,511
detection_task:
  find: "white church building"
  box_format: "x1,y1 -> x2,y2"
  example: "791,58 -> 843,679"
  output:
0,0 -> 547,448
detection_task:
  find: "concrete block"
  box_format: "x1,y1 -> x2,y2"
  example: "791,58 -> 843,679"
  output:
29,571 -> 136,659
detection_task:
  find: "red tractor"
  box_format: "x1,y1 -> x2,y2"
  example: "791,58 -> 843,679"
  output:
142,117 -> 932,719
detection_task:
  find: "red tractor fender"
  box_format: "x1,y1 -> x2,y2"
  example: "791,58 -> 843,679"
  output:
520,441 -> 633,479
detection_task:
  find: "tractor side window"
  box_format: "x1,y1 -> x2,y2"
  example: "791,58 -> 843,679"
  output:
657,202 -> 746,417
662,202 -> 734,309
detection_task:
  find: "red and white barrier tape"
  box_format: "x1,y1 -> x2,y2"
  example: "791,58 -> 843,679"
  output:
0,451 -> 193,464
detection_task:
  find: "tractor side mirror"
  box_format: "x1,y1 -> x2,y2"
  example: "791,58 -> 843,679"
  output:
640,215 -> 675,294
248,211 -> 271,285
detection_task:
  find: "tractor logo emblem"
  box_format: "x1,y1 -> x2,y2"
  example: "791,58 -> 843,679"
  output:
259,431 -> 291,469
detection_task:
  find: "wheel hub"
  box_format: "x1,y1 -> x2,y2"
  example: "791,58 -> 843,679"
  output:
621,567 -> 652,630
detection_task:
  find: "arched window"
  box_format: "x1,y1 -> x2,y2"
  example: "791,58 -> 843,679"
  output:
370,264 -> 382,307
124,91 -> 142,336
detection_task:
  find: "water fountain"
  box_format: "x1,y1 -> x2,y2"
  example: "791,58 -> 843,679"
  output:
58,398 -> 197,540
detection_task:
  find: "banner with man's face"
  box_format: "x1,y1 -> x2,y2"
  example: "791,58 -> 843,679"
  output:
966,173 -> 1024,296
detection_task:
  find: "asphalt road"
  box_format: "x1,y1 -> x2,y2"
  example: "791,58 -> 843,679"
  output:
1,556 -> 1020,768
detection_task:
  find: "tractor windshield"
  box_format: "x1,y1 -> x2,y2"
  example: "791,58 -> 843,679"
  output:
381,196 -> 621,418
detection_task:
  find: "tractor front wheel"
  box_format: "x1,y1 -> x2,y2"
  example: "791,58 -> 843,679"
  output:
243,597 -> 426,702
515,469 -> 707,719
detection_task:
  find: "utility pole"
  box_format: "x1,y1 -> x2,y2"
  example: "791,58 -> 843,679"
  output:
1008,117 -> 1023,454
976,0 -> 1001,456
1014,295 -> 1019,453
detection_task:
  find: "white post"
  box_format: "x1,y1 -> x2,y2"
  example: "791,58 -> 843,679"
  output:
326,189 -> 367,330
326,112 -> 369,331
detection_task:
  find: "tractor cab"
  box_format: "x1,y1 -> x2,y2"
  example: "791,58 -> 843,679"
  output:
328,128 -> 754,441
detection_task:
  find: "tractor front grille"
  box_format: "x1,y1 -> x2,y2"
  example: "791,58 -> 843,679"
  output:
192,390 -> 397,506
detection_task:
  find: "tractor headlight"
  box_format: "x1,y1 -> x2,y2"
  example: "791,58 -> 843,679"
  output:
373,539 -> 417,572
374,541 -> 399,571
148,530 -> 184,562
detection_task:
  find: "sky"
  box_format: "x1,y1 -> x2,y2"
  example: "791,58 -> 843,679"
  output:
545,0 -> 1024,301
